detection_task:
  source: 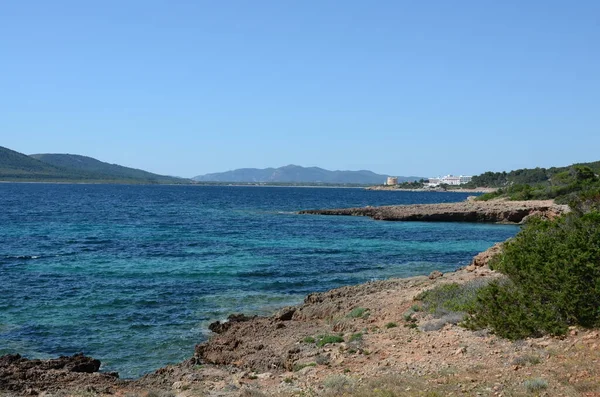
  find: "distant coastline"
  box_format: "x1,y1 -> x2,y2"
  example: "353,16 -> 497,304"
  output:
365,185 -> 497,193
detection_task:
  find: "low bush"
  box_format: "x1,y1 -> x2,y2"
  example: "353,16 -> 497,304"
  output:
512,354 -> 541,366
347,307 -> 369,318
467,209 -> 600,339
523,378 -> 548,392
316,334 -> 344,347
420,313 -> 465,332
323,374 -> 354,394
292,362 -> 316,372
416,279 -> 489,318
302,336 -> 315,343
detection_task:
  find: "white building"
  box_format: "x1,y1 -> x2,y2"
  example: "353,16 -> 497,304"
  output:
459,175 -> 472,184
426,175 -> 472,187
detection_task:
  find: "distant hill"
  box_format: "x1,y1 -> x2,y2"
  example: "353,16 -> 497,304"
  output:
31,153 -> 184,184
0,146 -> 189,184
0,146 -> 70,179
193,164 -> 422,184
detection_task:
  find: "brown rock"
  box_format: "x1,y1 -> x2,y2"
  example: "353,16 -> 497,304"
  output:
208,313 -> 257,334
0,353 -> 116,395
429,271 -> 443,280
299,200 -> 569,224
275,307 -> 296,321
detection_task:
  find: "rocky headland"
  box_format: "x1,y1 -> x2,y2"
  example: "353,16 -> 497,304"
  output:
299,199 -> 569,224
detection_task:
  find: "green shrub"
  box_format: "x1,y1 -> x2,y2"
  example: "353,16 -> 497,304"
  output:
416,279 -> 488,317
293,362 -> 316,372
347,307 -> 369,318
523,378 -> 548,392
512,354 -> 541,366
348,332 -> 363,342
323,375 -> 354,394
384,322 -> 397,329
302,336 -> 315,343
316,334 -> 344,347
403,310 -> 416,322
468,211 -> 600,339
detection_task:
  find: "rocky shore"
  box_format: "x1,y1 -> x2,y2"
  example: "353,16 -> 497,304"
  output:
3,202 -> 598,397
299,199 -> 569,224
3,243 -> 599,396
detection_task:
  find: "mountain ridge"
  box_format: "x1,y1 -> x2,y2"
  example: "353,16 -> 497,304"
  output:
193,164 -> 422,184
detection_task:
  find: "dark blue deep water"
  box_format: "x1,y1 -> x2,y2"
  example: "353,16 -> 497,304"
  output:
0,184 -> 519,377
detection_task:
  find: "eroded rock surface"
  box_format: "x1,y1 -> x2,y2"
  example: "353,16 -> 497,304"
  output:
0,353 -> 120,395
299,199 -> 569,224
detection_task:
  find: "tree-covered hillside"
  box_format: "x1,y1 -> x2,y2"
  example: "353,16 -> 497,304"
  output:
468,161 -> 600,203
31,153 -> 185,184
0,146 -> 82,180
0,146 -> 190,184
468,161 -> 600,188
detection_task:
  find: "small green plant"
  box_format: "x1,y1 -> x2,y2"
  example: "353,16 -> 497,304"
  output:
303,336 -> 315,343
416,280 -> 487,318
523,378 -> 548,392
293,362 -> 316,372
316,334 -> 344,347
283,377 -> 293,384
343,368 -> 351,373
512,354 -> 541,366
403,311 -> 416,322
385,322 -> 397,329
348,332 -> 363,342
348,307 -> 369,318
323,375 -> 354,394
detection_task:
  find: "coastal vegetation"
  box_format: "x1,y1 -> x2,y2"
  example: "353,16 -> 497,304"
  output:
469,161 -> 600,203
415,191 -> 600,340
466,196 -> 600,339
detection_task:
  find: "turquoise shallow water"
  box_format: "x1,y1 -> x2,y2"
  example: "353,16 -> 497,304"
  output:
0,184 -> 519,378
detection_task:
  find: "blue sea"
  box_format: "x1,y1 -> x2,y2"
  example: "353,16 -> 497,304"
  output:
0,184 -> 519,378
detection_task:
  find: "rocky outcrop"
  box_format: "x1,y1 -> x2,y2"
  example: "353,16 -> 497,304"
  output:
0,353 -> 120,395
208,313 -> 257,334
299,200 -> 569,224
467,241 -> 505,270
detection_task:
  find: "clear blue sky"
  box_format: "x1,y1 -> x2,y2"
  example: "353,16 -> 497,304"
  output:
1,1 -> 599,178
